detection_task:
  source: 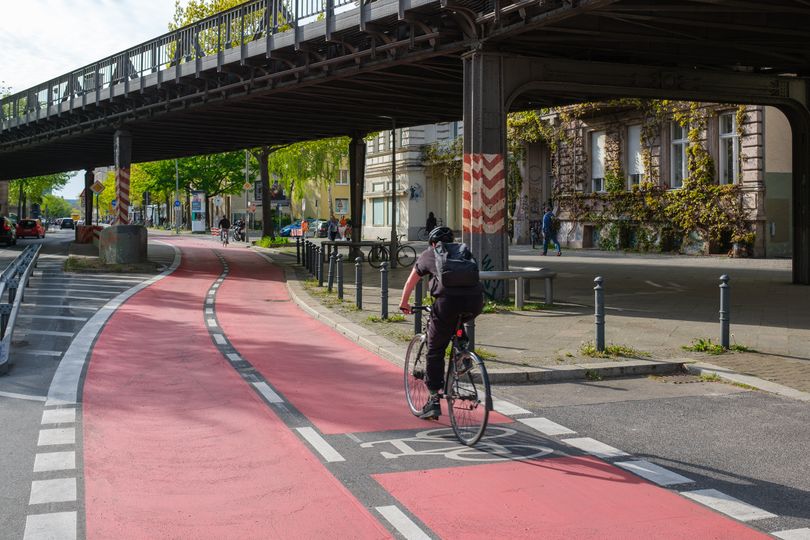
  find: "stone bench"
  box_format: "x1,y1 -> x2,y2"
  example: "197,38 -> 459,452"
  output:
479,267 -> 556,308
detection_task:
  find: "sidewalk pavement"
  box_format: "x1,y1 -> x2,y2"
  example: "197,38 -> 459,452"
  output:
243,237 -> 810,402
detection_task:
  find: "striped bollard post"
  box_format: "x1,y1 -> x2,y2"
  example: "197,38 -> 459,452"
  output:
414,278 -> 423,335
114,129 -> 132,225
594,276 -> 605,352
337,255 -> 344,300
719,275 -> 730,349
355,257 -> 363,310
380,262 -> 389,319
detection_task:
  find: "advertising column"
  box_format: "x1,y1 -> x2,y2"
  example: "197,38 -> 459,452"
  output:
191,190 -> 206,233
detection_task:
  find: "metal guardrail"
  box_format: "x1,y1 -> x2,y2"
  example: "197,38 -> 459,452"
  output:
0,0 -> 361,129
0,245 -> 42,373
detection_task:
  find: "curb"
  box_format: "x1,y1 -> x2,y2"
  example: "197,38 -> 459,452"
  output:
685,361 -> 810,403
255,247 -> 687,385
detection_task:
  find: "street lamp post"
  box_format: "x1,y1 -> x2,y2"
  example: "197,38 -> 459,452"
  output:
379,115 -> 397,268
245,150 -> 250,244
175,159 -> 180,234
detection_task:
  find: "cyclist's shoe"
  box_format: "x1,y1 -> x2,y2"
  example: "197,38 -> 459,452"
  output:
419,394 -> 441,420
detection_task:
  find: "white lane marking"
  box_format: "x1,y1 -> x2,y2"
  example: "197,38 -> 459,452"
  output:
645,280 -> 664,288
615,460 -> 694,486
212,334 -> 226,345
24,511 -> 77,540
41,409 -> 76,425
519,417 -> 576,436
208,291 -> 215,296
346,433 -> 362,443
205,308 -> 214,315
212,284 -> 220,289
227,353 -> 242,362
25,295 -> 104,301
29,478 -> 77,504
38,428 -> 75,446
206,298 -> 213,305
252,382 -> 284,404
14,330 -> 76,337
375,506 -> 431,540
206,318 -> 217,328
680,489 -> 776,521
773,529 -> 810,540
31,282 -> 129,289
295,427 -> 345,462
20,350 -> 63,357
0,390 -> 46,402
33,452 -> 76,472
21,304 -> 97,312
18,314 -> 88,321
28,288 -> 119,295
493,398 -> 531,416
562,437 -> 629,458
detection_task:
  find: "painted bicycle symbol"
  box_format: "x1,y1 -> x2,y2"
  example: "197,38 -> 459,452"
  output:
360,426 -> 554,462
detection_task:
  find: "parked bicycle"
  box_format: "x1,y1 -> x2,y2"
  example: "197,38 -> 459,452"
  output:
404,306 -> 492,446
368,235 -> 417,268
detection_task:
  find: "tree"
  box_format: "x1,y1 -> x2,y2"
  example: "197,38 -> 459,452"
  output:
41,194 -> 72,220
9,173 -> 72,217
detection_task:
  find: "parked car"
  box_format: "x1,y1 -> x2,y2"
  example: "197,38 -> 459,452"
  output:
60,217 -> 75,229
16,218 -> 46,239
0,217 -> 18,246
314,220 -> 329,238
280,218 -> 316,237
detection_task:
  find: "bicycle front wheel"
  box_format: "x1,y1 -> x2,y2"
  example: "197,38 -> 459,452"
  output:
368,246 -> 388,268
396,245 -> 417,267
447,351 -> 491,446
404,334 -> 429,416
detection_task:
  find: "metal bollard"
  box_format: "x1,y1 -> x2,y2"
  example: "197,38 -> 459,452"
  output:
355,256 -> 363,309
594,276 -> 605,352
719,274 -> 730,349
464,319 -> 475,352
337,255 -> 344,300
305,241 -> 311,272
317,247 -> 324,286
296,237 -> 301,264
414,278 -> 423,334
381,262 -> 389,319
327,251 -> 336,292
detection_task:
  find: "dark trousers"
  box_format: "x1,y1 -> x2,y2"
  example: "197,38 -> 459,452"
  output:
425,294 -> 484,392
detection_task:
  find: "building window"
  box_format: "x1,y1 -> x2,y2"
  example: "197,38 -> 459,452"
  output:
367,138 -> 375,153
372,182 -> 385,192
372,198 -> 386,226
335,198 -> 349,215
337,169 -> 349,185
719,112 -> 739,185
627,124 -> 643,189
590,131 -> 606,193
671,123 -> 688,189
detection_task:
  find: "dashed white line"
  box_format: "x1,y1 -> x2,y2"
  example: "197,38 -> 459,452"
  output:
25,295 -> 103,301
206,318 -> 217,327
205,308 -> 214,315
252,382 -> 284,403
206,298 -> 213,305
18,314 -> 87,322
33,452 -> 76,473
21,304 -> 97,312
0,390 -> 46,402
562,437 -> 629,458
227,353 -> 242,362
615,460 -> 694,486
492,398 -> 531,416
375,506 -> 431,540
212,334 -> 226,345
21,350 -> 64,357
41,409 -> 76,425
15,329 -> 76,337
37,428 -> 75,446
24,511 -> 77,540
519,417 -> 576,436
208,291 -> 215,296
29,478 -> 77,504
680,489 -> 776,522
773,528 -> 810,540
295,427 -> 345,462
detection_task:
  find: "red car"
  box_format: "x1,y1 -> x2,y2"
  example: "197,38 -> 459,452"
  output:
16,218 -> 46,239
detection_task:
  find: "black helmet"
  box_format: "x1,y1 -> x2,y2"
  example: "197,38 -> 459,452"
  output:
428,226 -> 454,245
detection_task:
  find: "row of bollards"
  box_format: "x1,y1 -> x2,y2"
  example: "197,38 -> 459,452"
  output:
593,274 -> 732,352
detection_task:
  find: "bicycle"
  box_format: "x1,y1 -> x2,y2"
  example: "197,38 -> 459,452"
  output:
403,306 -> 492,446
368,234 -> 417,268
220,227 -> 229,246
416,218 -> 443,241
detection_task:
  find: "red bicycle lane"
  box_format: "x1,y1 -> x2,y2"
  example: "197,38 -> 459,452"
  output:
81,239 -> 389,539
214,248 -> 769,540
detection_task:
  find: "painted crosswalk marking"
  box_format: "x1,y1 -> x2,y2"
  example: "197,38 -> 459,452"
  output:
519,417 -> 576,436
615,460 -> 694,486
24,512 -> 77,540
773,528 -> 810,540
681,489 -> 776,521
296,427 -> 345,462
41,409 -> 76,425
29,478 -> 77,504
375,506 -> 431,540
37,428 -> 75,446
562,437 -> 629,458
33,452 -> 76,473
492,398 -> 531,416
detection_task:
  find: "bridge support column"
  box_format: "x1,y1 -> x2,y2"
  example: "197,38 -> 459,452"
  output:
462,50 -> 508,299
784,84 -> 810,284
114,130 -> 132,225
349,133 -> 367,260
84,169 -> 94,224
0,182 -> 7,217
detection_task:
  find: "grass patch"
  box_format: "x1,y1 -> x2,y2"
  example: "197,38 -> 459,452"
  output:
64,256 -> 158,274
683,338 -> 756,355
580,342 -> 650,359
482,300 -> 551,313
254,236 -> 290,248
473,347 -> 498,361
584,369 -> 603,381
699,373 -> 722,383
366,314 -> 406,323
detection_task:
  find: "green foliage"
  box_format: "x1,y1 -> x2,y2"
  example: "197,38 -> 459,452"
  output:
584,369 -> 603,381
580,342 -> 650,358
683,337 -> 755,354
367,314 -> 406,323
41,194 -> 73,218
254,236 -> 289,248
473,347 -> 497,361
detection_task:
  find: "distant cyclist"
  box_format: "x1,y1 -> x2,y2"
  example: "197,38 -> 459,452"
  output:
218,215 -> 231,245
399,227 -> 484,419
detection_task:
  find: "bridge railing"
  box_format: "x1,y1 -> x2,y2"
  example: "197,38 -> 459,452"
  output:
0,245 -> 42,374
0,0 -> 364,131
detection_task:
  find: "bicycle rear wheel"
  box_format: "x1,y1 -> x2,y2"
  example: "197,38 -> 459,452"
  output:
368,245 -> 388,268
447,351 -> 491,446
404,334 -> 429,416
396,245 -> 417,267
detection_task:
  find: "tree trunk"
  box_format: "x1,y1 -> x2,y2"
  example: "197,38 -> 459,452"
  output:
17,183 -> 24,217
259,146 -> 274,240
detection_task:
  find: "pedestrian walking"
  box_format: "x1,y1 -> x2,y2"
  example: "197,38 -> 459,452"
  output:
301,218 -> 309,238
425,211 -> 437,234
339,215 -> 347,240
542,206 -> 562,256
327,214 -> 339,241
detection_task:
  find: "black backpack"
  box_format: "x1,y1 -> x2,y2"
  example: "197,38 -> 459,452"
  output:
434,242 -> 480,288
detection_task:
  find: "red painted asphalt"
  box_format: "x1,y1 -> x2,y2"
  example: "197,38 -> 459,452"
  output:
374,456 -> 769,539
82,241 -> 389,538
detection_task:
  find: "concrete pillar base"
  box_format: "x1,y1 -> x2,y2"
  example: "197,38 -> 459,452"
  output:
99,225 -> 147,264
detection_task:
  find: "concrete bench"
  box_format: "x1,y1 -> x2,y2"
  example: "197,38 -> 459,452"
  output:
479,267 -> 556,308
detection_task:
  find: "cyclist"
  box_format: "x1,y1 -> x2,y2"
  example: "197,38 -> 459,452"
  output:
399,226 -> 484,420
218,215 -> 231,245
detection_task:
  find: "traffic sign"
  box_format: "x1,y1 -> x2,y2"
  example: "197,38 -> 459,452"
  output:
174,200 -> 181,207
214,196 -> 223,206
90,181 -> 105,194
243,182 -> 252,191
111,200 -> 117,207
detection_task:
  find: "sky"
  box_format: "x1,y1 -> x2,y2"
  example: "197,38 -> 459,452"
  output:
0,0 -> 178,198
